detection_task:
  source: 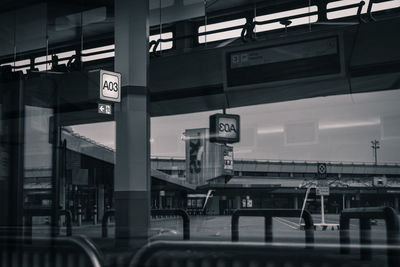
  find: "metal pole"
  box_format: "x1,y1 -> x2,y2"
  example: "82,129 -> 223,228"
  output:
360,218 -> 372,260
299,187 -> 311,225
321,195 -> 325,225
265,216 -> 273,242
371,140 -> 380,165
93,205 -> 97,225
77,204 -> 82,226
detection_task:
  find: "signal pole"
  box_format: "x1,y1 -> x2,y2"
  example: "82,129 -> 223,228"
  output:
371,140 -> 380,165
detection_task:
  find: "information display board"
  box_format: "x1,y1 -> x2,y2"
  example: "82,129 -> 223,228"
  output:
224,36 -> 343,91
99,70 -> 121,102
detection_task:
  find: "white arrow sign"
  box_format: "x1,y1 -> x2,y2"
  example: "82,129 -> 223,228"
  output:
98,103 -> 112,115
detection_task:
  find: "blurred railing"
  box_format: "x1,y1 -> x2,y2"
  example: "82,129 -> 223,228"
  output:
0,235 -> 104,267
340,206 -> 400,266
129,240 -> 396,267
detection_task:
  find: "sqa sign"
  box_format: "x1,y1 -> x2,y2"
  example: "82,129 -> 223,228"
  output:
99,70 -> 121,102
209,113 -> 240,143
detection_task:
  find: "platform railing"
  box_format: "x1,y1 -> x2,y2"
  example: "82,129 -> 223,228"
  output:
340,206 -> 400,267
0,235 -> 104,267
231,209 -> 314,247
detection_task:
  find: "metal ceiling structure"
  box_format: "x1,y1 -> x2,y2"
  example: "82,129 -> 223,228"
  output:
0,0 -> 399,120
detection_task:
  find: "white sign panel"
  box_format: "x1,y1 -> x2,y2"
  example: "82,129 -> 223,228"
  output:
98,103 -> 112,115
316,187 -> 330,196
99,70 -> 121,102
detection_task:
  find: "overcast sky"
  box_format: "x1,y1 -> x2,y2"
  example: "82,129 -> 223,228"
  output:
71,89 -> 400,164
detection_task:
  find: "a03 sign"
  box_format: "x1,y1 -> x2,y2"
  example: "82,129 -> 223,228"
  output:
99,70 -> 121,102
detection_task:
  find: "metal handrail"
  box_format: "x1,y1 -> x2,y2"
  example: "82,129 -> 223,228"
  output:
151,209 -> 190,240
340,206 -> 400,266
0,235 -> 104,267
231,209 -> 314,247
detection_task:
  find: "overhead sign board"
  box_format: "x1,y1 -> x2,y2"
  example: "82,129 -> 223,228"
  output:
224,35 -> 344,91
209,114 -> 240,143
98,103 -> 112,115
99,70 -> 121,102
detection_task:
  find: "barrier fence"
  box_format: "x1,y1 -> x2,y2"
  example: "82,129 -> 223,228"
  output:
340,206 -> 400,266
231,209 -> 314,247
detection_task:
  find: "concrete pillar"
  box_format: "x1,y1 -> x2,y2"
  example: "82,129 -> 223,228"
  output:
346,198 -> 351,209
114,0 -> 150,248
235,196 -> 241,209
342,194 -> 346,210
293,197 -> 299,209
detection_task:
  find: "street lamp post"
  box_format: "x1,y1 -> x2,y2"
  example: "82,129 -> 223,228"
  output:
371,140 -> 380,165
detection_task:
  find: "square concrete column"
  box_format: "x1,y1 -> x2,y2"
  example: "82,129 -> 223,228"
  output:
114,0 -> 150,248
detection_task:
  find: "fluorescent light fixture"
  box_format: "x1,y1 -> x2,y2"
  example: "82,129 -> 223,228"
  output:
198,18 -> 246,43
319,119 -> 381,130
257,127 -> 284,135
149,32 -> 173,51
327,0 -> 400,20
257,119 -> 381,135
254,6 -> 318,33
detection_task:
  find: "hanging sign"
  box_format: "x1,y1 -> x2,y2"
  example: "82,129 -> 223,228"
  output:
209,114 -> 240,143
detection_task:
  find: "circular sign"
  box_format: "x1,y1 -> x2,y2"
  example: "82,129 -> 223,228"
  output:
318,163 -> 327,174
